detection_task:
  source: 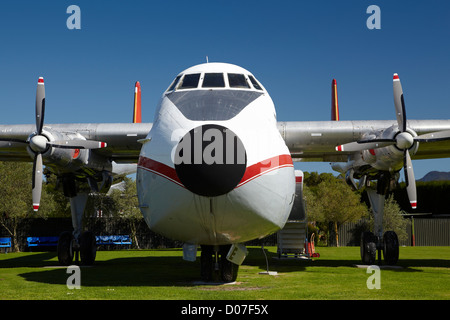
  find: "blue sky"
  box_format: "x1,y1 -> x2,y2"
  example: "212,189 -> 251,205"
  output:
1,0 -> 449,179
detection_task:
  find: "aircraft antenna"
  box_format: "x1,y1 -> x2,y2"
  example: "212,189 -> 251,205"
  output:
206,56 -> 209,63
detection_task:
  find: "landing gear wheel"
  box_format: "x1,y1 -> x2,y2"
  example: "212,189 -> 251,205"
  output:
383,231 -> 399,265
200,245 -> 239,282
200,245 -> 214,282
58,231 -> 74,265
80,231 -> 97,266
360,231 -> 377,265
220,245 -> 238,283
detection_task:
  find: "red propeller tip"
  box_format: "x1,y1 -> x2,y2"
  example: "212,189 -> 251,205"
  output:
336,145 -> 343,152
38,77 -> 44,84
410,201 -> 417,209
393,73 -> 399,81
33,204 -> 39,212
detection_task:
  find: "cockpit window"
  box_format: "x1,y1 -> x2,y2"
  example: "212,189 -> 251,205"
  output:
179,73 -> 200,89
167,90 -> 263,121
228,73 -> 250,88
166,71 -> 264,93
167,75 -> 181,91
248,75 -> 263,91
202,73 -> 225,88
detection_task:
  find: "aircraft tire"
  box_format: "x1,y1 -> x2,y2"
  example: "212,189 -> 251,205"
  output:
58,231 -> 74,266
220,245 -> 238,283
360,231 -> 377,265
200,245 -> 214,282
383,231 -> 399,265
80,231 -> 97,266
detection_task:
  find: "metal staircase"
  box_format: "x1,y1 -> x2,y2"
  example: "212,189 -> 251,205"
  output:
277,170 -> 309,259
277,221 -> 307,258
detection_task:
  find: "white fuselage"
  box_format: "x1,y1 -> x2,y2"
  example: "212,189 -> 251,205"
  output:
136,63 -> 295,245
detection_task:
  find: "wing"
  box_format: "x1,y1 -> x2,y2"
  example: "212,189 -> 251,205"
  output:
279,119 -> 450,162
0,122 -> 152,162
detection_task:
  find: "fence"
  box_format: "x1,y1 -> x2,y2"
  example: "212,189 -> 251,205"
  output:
412,218 -> 450,246
337,218 -> 450,247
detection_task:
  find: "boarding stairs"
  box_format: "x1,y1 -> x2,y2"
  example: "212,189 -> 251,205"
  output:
277,170 -> 311,259
277,221 -> 308,258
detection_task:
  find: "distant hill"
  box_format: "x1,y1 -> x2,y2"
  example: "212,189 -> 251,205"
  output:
418,171 -> 450,182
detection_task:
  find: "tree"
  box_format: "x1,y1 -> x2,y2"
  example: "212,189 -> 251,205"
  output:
305,175 -> 368,246
0,162 -> 59,251
108,177 -> 141,248
303,171 -> 336,188
43,169 -> 71,217
86,177 -> 142,248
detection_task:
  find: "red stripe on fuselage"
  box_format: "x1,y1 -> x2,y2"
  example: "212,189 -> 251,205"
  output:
137,154 -> 294,190
137,156 -> 183,187
236,154 -> 293,187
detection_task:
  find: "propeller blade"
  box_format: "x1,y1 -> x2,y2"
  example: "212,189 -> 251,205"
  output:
414,130 -> 450,142
336,139 -> 395,152
393,73 -> 407,132
404,150 -> 417,209
48,140 -> 107,149
32,153 -> 43,212
36,77 -> 45,135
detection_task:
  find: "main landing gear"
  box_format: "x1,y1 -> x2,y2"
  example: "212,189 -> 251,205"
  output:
361,183 -> 400,266
56,190 -> 97,266
360,230 -> 399,265
57,230 -> 97,266
200,245 -> 239,283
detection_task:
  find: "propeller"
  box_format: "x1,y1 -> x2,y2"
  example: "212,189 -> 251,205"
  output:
3,77 -> 108,212
336,73 -> 450,209
393,73 -> 417,209
31,77 -> 46,212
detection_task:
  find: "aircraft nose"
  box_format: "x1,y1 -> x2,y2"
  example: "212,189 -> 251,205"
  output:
174,124 -> 247,197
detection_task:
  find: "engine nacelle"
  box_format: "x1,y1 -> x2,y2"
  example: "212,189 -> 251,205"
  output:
332,125 -> 420,182
370,125 -> 419,172
27,129 -> 112,175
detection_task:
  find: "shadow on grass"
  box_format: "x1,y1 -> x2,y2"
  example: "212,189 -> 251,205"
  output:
254,247 -> 450,273
15,248 -> 300,287
0,252 -> 58,268
7,247 -> 450,287
16,252 -> 200,287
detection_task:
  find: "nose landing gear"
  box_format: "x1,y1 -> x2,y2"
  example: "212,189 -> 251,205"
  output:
200,245 -> 239,283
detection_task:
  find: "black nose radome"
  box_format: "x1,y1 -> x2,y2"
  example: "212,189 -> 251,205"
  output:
174,124 -> 247,197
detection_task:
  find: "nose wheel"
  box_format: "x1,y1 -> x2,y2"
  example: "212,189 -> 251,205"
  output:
201,245 -> 239,283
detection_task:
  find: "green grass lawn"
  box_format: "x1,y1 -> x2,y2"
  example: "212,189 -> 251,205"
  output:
0,246 -> 449,300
